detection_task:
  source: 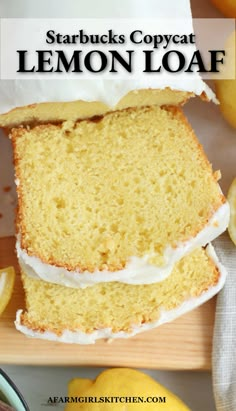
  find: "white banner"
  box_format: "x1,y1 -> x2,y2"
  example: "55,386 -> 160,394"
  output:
0,18 -> 235,80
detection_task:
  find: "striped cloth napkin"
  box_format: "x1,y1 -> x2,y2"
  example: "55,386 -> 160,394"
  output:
213,233 -> 236,411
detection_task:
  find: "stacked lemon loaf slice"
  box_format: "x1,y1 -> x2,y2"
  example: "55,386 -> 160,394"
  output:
1,99 -> 229,343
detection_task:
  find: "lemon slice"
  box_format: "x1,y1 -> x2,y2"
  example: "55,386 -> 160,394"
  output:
0,267 -> 15,316
228,177 -> 236,246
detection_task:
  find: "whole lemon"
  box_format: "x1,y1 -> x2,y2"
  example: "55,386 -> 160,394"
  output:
211,0 -> 236,18
65,368 -> 191,410
214,31 -> 236,128
227,177 -> 236,246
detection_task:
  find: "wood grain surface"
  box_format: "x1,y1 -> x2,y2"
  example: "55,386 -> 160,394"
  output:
0,236 -> 215,370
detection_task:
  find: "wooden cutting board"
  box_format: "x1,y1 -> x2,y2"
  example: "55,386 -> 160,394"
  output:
0,236 -> 215,370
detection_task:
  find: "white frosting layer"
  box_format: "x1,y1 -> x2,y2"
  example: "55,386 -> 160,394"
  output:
0,78 -> 217,115
0,0 -> 193,19
15,243 -> 227,344
16,202 -> 230,288
0,0 -> 217,114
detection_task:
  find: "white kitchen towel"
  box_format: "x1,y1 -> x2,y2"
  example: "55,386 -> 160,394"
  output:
213,234 -> 236,411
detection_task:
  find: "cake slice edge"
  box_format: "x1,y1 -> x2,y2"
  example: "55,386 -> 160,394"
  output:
15,244 -> 227,345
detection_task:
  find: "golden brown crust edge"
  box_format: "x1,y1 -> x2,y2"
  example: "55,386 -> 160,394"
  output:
0,88 -> 195,129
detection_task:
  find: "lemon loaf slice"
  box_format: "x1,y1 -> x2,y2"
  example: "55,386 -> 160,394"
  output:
15,245 -> 227,344
11,106 -> 229,286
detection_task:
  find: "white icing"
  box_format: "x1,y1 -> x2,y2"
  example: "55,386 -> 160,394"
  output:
0,79 -> 217,116
0,0 -> 193,19
14,243 -> 228,344
0,0 -> 217,115
16,202 -> 230,288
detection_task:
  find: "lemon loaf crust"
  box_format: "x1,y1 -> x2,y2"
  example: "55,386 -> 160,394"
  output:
0,89 -> 193,129
11,105 -> 226,275
16,246 -> 225,342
